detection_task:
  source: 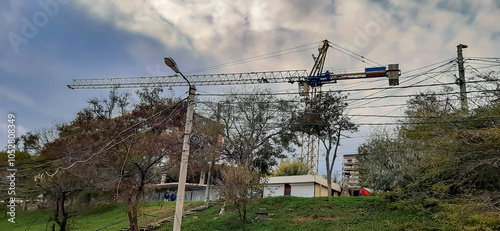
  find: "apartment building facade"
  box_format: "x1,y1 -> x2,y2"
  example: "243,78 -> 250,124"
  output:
342,154 -> 361,196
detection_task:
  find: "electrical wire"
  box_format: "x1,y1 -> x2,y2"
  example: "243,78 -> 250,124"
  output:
35,97 -> 188,179
347,61 -> 457,108
184,41 -> 321,74
327,41 -> 383,67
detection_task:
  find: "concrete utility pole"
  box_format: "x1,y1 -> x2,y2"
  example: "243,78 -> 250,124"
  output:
164,57 -> 196,231
173,85 -> 196,231
457,44 -> 468,112
204,161 -> 213,203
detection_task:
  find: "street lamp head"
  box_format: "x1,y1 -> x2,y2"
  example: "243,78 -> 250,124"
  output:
164,57 -> 192,87
458,44 -> 468,49
164,57 -> 181,73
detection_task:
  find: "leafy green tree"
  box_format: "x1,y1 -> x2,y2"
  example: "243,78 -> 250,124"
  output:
358,85 -> 500,217
295,91 -> 358,201
357,129 -> 419,192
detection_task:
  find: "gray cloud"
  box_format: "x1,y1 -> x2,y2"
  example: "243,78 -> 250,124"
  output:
1,0 -> 499,174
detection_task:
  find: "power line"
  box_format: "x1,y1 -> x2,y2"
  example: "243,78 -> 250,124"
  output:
327,41 -> 383,67
347,61 -> 457,108
184,41 -> 321,74
405,59 -> 456,73
35,98 -> 188,179
195,88 -> 498,100
289,117 -> 500,126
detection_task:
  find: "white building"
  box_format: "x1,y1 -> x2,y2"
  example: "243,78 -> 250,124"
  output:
263,175 -> 341,198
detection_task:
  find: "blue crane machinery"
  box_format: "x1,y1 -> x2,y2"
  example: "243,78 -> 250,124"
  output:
67,39 -> 400,174
298,40 -> 400,174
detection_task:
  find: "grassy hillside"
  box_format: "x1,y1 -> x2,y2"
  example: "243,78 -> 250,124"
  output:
1,197 -> 473,230
0,201 -> 203,231
163,196 -> 445,231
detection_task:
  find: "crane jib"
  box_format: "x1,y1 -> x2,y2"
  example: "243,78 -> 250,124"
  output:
68,66 -> 399,89
67,70 -> 309,89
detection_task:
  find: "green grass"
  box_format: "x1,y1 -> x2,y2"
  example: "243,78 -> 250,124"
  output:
0,208 -> 53,231
162,196 -> 447,231
0,201 -> 203,231
1,197 -> 462,230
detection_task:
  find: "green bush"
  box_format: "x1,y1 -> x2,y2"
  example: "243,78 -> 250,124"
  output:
274,159 -> 309,176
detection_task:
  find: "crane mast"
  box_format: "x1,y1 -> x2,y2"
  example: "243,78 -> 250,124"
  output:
68,39 -> 400,175
299,40 -> 400,174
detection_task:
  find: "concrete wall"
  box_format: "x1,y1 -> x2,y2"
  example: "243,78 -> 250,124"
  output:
154,187 -> 219,202
263,184 -> 284,198
290,183 -> 314,197
314,183 -> 329,197
266,175 -> 341,193
185,188 -> 205,201
264,183 -> 316,198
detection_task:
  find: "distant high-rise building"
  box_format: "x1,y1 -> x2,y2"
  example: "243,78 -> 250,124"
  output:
342,154 -> 361,196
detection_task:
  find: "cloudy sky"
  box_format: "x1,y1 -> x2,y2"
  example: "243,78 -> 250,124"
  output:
1,0 -> 499,175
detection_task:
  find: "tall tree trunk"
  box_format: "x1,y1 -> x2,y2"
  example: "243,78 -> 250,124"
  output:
326,147 -> 332,201
126,198 -> 140,231
324,139 -> 334,202
330,130 -> 342,200
60,192 -> 68,231
242,202 -> 247,231
127,171 -> 145,231
130,212 -> 138,231
325,129 -> 342,202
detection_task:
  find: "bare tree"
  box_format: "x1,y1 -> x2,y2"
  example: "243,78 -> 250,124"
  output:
470,70 -> 500,105
216,164 -> 263,231
83,87 -> 130,120
38,170 -> 89,231
42,88 -> 185,231
203,88 -> 299,174
91,100 -> 184,231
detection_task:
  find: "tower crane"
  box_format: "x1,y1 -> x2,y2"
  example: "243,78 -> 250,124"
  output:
68,39 -> 400,174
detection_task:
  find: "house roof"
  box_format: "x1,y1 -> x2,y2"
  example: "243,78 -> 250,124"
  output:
265,175 -> 341,192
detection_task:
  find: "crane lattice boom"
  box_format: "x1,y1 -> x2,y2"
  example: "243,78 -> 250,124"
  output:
68,67 -> 399,90
68,70 -> 308,89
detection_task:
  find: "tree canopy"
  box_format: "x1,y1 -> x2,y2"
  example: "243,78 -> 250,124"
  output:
358,84 -> 500,220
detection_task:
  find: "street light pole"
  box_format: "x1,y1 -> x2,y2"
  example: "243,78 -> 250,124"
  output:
165,57 -> 196,231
